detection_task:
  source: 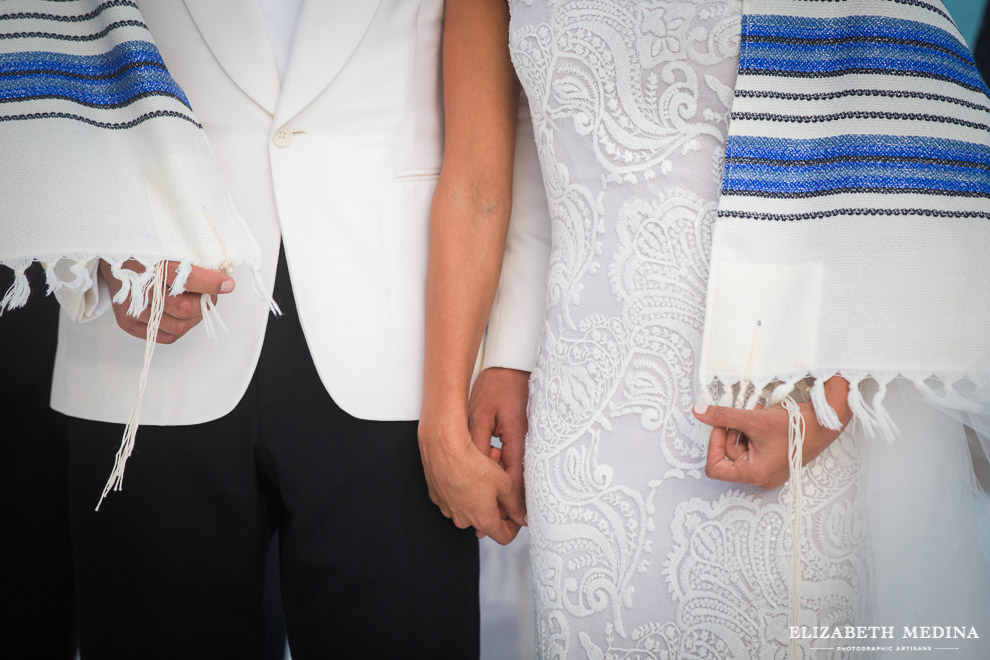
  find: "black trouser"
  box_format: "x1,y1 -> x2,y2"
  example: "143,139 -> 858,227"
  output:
67,250 -> 480,660
0,264 -> 75,660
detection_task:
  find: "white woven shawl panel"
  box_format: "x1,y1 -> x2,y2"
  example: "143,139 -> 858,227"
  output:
0,0 -> 265,308
700,0 -> 990,413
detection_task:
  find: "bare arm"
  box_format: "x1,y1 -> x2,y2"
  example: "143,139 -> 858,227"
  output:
417,0 -> 526,544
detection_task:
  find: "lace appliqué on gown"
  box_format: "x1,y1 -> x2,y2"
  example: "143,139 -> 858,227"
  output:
510,1 -> 870,658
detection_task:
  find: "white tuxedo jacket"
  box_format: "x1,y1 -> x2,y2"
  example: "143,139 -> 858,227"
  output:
51,0 -> 551,425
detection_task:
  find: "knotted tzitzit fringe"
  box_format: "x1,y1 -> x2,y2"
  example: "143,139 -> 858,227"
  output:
200,293 -> 229,343
169,260 -> 194,296
252,265 -> 281,316
782,395 -> 805,659
204,207 -> 280,321
870,383 -> 900,444
809,379 -> 843,432
96,260 -> 168,511
111,262 -> 158,318
0,267 -> 30,314
847,379 -> 898,443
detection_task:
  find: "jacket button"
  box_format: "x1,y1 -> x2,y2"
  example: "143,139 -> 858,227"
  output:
272,126 -> 293,148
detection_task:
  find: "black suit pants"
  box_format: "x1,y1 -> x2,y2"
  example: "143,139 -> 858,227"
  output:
67,250 -> 479,660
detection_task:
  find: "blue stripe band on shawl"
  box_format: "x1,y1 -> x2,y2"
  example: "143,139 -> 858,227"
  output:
726,135 -> 990,164
723,136 -> 990,196
741,43 -> 979,86
0,41 -> 189,108
0,41 -> 165,75
724,9 -> 990,207
740,15 -> 983,90
724,166 -> 990,196
0,76 -> 186,107
742,14 -> 971,62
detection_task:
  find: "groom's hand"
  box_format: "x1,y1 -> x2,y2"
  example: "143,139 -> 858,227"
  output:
418,418 -> 526,546
468,367 -> 529,490
99,259 -> 235,344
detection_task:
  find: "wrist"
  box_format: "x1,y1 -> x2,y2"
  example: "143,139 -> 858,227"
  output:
418,409 -> 470,447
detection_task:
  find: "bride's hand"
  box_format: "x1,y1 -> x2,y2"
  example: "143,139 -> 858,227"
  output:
692,376 -> 852,490
418,417 -> 526,545
468,367 -> 529,490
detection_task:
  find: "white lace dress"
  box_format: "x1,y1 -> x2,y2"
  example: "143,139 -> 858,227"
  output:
509,2 -> 870,657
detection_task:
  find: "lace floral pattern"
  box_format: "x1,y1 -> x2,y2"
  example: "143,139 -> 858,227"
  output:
510,2 -> 870,657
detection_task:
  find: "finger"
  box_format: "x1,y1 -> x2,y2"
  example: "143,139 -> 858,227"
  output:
129,296 -> 197,325
152,328 -> 182,345
171,263 -> 234,296
705,425 -> 729,475
489,446 -> 502,464
163,292 -> 204,321
724,432 -> 747,461
732,404 -> 763,448
483,516 -> 521,546
497,483 -> 527,528
129,305 -> 153,324
119,319 -> 148,341
157,312 -> 200,338
499,427 -> 526,490
693,404 -> 761,437
469,412 -> 496,457
118,318 -> 180,345
705,427 -> 752,484
705,452 -> 753,484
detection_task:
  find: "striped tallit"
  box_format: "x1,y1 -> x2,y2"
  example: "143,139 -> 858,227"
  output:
701,0 -> 990,433
0,0 -> 276,507
698,0 -> 990,648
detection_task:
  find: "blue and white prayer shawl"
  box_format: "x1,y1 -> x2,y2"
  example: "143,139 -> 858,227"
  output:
0,0 -> 275,508
701,0 -> 990,425
699,1 -> 990,648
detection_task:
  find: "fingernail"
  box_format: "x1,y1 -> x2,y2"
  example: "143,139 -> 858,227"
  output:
220,279 -> 234,293
523,514 -> 528,526
693,402 -> 709,415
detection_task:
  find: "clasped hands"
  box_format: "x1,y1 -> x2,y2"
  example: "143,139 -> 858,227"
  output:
418,367 -> 529,545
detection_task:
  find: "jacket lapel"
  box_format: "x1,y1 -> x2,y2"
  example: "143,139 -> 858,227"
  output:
272,0 -> 382,127
182,0 -> 280,115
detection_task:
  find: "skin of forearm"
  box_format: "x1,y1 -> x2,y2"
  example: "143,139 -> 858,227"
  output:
421,184 -> 512,434
419,0 -> 518,440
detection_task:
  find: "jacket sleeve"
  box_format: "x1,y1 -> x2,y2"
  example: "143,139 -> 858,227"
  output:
51,258 -> 113,322
480,91 -> 551,373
